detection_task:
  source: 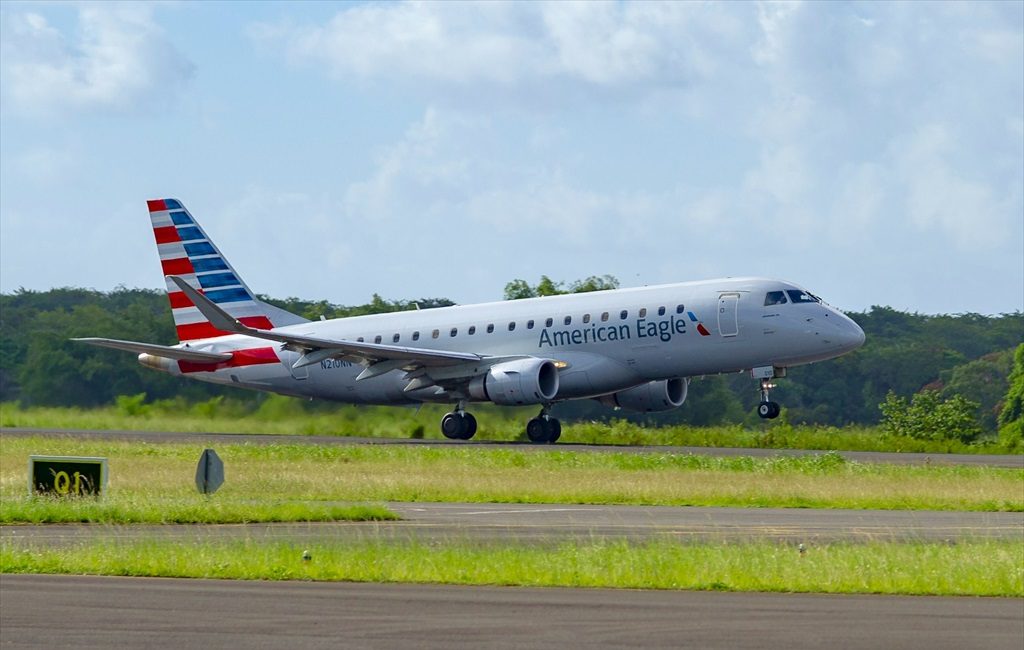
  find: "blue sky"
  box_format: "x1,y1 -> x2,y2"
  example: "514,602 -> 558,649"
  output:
1,1 -> 1021,315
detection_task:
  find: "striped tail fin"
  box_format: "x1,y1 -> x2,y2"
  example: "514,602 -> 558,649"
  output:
146,198 -> 307,342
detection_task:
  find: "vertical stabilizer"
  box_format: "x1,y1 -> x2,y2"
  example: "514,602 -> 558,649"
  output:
146,198 -> 307,341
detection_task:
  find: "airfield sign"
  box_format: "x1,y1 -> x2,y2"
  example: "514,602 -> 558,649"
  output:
195,448 -> 225,495
29,456 -> 107,497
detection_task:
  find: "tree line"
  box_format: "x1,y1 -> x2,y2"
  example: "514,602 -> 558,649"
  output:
1,279 -> 1020,434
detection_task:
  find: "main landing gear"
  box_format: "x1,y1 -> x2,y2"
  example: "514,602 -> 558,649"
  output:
757,377 -> 781,419
439,403 -> 562,443
440,402 -> 477,440
526,406 -> 561,444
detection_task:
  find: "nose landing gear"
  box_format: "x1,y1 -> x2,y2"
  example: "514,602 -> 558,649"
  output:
757,377 -> 781,419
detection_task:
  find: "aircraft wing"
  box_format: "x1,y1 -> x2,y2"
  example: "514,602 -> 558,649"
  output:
73,337 -> 232,363
167,276 -> 483,372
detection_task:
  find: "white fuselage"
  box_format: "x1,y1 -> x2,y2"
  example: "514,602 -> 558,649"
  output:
153,277 -> 864,406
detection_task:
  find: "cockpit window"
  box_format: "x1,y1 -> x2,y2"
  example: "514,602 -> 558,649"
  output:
764,291 -> 788,306
787,290 -> 820,304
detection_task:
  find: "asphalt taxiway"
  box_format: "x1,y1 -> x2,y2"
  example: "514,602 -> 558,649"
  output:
1,574 -> 1021,650
3,502 -> 1022,546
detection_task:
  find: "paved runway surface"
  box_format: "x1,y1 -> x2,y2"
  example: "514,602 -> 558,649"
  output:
4,427 -> 1022,467
4,502 -> 1022,545
2,574 -> 1021,650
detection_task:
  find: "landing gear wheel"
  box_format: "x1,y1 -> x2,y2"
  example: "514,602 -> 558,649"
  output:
526,417 -> 548,443
441,412 -> 463,439
526,416 -> 561,443
757,401 -> 781,419
459,413 -> 478,440
546,418 -> 561,443
441,411 -> 477,440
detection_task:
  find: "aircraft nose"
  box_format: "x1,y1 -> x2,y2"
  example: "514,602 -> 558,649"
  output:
838,317 -> 866,351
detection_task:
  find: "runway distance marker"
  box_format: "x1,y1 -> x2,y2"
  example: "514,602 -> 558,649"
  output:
28,456 -> 107,497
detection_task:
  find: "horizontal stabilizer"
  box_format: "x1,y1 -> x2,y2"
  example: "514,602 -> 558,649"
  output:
73,338 -> 232,363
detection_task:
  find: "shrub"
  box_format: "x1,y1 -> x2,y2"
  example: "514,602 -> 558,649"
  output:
115,393 -> 149,417
879,390 -> 982,443
998,419 -> 1022,452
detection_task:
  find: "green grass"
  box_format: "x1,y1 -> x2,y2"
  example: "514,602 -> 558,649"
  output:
0,496 -> 396,524
2,437 -> 1021,516
2,400 -> 1015,454
2,538 -> 1020,597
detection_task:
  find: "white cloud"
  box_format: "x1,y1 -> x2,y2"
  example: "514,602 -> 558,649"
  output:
896,124 -> 1010,249
251,1 -> 745,96
343,109 -> 591,243
0,3 -> 194,117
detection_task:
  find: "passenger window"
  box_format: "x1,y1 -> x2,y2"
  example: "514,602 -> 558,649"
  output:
393,333 -> 400,343
658,306 -> 666,316
412,332 -> 420,341
374,335 -> 382,344
508,322 -> 516,331
432,329 -> 440,339
564,316 -> 572,325
639,308 -> 647,318
786,290 -> 819,304
545,318 -> 553,327
583,314 -> 591,324
487,324 -> 494,333
468,326 -> 476,335
765,291 -> 788,306
620,310 -> 628,320
676,304 -> 685,314
450,328 -> 458,337
601,312 -> 609,322
527,320 -> 534,329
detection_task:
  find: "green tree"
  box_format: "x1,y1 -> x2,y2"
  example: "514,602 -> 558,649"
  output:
569,275 -> 620,293
535,276 -> 565,296
938,349 -> 1014,432
502,280 -> 536,301
503,275 -> 619,300
879,390 -> 982,443
996,343 -> 1024,451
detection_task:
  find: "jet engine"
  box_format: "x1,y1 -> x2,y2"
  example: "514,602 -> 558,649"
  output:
598,378 -> 688,413
468,358 -> 560,406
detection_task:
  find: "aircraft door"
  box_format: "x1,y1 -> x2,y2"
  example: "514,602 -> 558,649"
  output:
718,294 -> 739,337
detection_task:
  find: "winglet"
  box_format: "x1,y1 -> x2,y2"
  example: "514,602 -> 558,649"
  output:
167,275 -> 255,336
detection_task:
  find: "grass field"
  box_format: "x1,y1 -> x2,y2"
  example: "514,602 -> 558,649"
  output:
0,497 -> 395,525
2,437 -> 1020,519
2,400 -> 1013,454
2,537 -> 1020,597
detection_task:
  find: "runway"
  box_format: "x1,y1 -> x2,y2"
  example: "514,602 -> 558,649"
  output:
1,574 -> 1021,650
4,427 -> 1022,467
4,502 -> 1022,545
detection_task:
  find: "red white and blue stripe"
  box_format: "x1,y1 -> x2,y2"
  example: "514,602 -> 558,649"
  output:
147,198 -> 275,341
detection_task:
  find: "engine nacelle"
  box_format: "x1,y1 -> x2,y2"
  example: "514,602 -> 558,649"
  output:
468,358 -> 560,406
598,378 -> 688,413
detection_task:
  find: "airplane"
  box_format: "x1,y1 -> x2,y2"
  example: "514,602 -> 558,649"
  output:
76,199 -> 866,443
